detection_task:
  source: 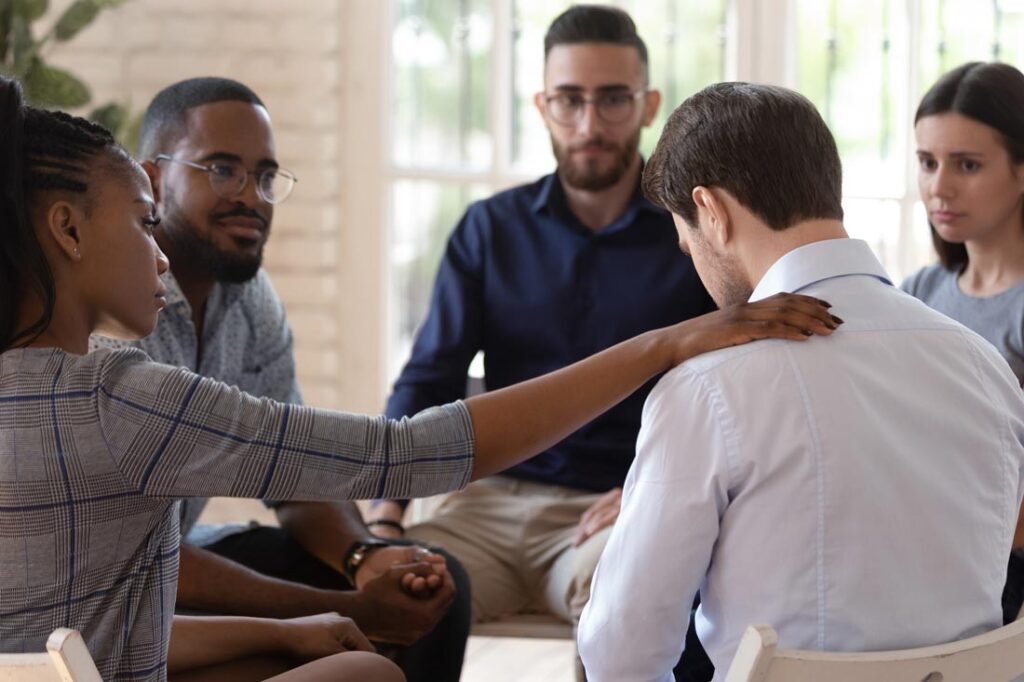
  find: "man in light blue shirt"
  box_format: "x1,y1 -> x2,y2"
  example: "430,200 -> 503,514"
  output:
578,82 -> 1024,682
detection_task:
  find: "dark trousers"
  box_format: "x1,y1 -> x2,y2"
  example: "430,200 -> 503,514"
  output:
203,527 -> 471,682
674,604 -> 714,682
1003,549 -> 1024,625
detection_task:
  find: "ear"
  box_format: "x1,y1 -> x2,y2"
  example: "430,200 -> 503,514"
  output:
641,88 -> 661,126
691,186 -> 731,250
43,201 -> 84,262
534,91 -> 550,126
142,159 -> 162,204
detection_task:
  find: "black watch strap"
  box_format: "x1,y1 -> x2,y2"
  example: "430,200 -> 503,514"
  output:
342,538 -> 391,584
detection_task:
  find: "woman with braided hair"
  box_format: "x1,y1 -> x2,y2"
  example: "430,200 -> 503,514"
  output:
0,74 -> 839,681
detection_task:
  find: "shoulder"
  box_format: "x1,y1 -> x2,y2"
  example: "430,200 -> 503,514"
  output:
460,176 -> 549,228
900,262 -> 951,297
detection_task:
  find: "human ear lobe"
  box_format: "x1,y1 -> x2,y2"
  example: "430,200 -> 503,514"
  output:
44,202 -> 83,262
692,187 -> 731,249
642,89 -> 661,126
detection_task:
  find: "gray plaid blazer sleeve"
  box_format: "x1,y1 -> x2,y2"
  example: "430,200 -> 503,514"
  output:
96,348 -> 476,502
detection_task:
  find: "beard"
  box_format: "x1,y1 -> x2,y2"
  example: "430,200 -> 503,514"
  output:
552,126 -> 640,192
687,229 -> 753,308
160,195 -> 266,284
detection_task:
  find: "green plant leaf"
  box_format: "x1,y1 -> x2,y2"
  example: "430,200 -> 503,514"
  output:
13,0 -> 49,22
88,102 -> 126,135
22,59 -> 91,107
9,13 -> 36,75
54,0 -> 99,42
118,110 -> 143,154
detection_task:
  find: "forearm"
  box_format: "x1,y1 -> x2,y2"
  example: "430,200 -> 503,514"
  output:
466,328 -> 671,480
276,501 -> 369,573
168,615 -> 288,672
176,543 -> 364,619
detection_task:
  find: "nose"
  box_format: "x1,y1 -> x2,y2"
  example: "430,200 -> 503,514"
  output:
929,164 -> 956,201
155,243 -> 170,275
576,100 -> 600,137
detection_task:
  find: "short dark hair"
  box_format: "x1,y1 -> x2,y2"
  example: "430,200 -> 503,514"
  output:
0,76 -> 131,351
544,4 -> 648,75
915,61 -> 1024,271
137,77 -> 265,160
643,82 -> 844,231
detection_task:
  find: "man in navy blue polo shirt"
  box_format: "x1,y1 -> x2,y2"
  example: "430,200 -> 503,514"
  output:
371,5 -> 714,671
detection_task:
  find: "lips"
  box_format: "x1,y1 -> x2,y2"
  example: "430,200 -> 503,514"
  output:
155,290 -> 167,310
930,210 -> 965,223
217,217 -> 266,242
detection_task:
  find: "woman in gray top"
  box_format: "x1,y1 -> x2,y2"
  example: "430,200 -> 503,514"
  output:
902,62 -> 1024,384
0,75 -> 839,681
902,61 -> 1024,626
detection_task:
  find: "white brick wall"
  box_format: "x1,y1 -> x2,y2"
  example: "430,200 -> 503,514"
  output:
46,0 -> 388,414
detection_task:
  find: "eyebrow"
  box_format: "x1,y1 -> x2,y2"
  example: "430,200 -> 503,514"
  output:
551,84 -> 634,94
916,149 -> 985,158
197,152 -> 279,169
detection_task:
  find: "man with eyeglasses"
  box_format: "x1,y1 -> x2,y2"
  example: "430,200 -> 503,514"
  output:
93,77 -> 471,682
371,6 -> 716,680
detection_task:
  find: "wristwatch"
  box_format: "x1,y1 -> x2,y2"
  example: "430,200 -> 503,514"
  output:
342,538 -> 391,585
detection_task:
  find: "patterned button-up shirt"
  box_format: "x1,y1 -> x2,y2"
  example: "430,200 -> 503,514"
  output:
0,347 -> 474,681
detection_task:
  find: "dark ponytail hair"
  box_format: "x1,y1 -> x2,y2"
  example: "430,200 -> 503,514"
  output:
915,62 -> 1024,271
0,76 -> 123,351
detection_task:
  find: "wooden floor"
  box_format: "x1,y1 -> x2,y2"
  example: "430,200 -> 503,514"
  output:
463,636 -> 576,681
197,498 -> 577,680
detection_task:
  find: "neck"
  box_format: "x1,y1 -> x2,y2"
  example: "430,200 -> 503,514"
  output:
16,282 -> 91,355
743,218 -> 849,288
560,155 -> 641,231
959,218 -> 1024,296
155,230 -> 213,336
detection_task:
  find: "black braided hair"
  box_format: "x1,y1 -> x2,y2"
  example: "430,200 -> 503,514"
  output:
0,76 -> 125,351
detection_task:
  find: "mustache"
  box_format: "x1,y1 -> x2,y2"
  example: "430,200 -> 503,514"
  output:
569,137 -> 617,152
211,207 -> 268,230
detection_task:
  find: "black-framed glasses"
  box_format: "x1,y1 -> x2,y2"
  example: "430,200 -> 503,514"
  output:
543,90 -> 646,126
154,154 -> 298,204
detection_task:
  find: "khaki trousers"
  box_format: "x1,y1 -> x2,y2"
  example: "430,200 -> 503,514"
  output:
406,476 -> 612,626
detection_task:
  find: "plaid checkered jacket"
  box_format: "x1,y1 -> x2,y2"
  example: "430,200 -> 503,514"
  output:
0,347 -> 474,680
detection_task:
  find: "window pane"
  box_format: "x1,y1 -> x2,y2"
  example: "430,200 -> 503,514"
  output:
622,0 -> 728,158
843,198 -> 902,277
389,180 -> 490,376
392,0 -> 493,170
796,0 -> 909,198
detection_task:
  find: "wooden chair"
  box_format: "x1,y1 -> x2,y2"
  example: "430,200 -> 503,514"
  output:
0,628 -> 102,682
725,619 -> 1024,682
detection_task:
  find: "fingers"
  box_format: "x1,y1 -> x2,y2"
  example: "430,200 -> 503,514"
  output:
336,620 -> 375,653
573,506 -> 620,546
734,293 -> 843,340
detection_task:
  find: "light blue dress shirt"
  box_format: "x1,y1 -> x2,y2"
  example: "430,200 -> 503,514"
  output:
578,238 -> 1024,682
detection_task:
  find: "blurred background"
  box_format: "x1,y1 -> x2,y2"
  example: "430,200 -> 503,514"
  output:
24,0 -> 1024,424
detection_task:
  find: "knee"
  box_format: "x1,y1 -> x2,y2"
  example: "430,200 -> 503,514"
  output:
310,652 -> 405,682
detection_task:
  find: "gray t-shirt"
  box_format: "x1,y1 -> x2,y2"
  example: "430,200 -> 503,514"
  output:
901,263 -> 1024,385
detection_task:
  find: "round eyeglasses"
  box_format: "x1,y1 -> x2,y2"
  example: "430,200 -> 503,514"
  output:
155,154 -> 298,204
543,90 -> 646,126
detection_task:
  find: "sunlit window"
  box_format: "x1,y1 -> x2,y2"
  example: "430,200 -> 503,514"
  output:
386,0 -> 1024,379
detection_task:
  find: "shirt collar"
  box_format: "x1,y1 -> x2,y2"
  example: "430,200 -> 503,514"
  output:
159,270 -> 245,315
530,164 -> 664,225
750,238 -> 892,302
161,270 -> 189,310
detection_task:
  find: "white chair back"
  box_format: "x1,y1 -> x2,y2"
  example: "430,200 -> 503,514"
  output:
0,629 -> 102,682
725,620 -> 1024,682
